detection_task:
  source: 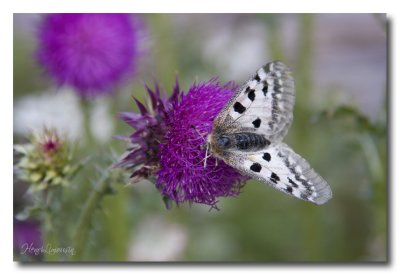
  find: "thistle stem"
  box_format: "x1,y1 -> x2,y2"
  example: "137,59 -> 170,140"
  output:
42,188 -> 61,261
43,210 -> 58,261
80,99 -> 96,145
71,171 -> 110,260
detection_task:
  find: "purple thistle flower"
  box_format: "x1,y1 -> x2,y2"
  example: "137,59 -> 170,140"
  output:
36,13 -> 141,97
115,81 -> 180,182
116,79 -> 247,207
13,219 -> 43,257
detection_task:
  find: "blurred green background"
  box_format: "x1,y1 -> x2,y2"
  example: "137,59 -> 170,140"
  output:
13,14 -> 387,262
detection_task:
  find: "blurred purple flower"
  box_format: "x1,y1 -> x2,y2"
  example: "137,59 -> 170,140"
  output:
116,79 -> 247,207
13,219 -> 42,257
37,13 -> 141,97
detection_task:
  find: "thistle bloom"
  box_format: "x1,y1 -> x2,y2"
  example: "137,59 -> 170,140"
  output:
13,219 -> 42,258
14,128 -> 78,191
36,13 -> 140,97
117,79 -> 247,207
115,82 -> 180,182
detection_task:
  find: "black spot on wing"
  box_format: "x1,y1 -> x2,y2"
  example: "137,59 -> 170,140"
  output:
286,186 -> 293,193
262,152 -> 271,162
248,89 -> 255,101
271,173 -> 280,181
250,163 -> 262,173
288,177 -> 298,188
252,118 -> 261,128
254,74 -> 261,82
233,102 -> 246,114
270,172 -> 280,184
262,84 -> 268,96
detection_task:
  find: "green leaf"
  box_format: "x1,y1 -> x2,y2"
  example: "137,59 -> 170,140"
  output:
162,195 -> 173,210
44,170 -> 58,182
313,105 -> 385,136
15,206 -> 43,220
30,172 -> 43,183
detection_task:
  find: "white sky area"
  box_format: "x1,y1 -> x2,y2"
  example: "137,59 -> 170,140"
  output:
128,215 -> 187,261
13,89 -> 114,143
313,14 -> 386,120
14,90 -> 84,140
201,14 -> 386,120
203,21 -> 269,81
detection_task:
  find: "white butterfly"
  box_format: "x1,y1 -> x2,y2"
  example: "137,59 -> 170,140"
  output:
207,61 -> 332,205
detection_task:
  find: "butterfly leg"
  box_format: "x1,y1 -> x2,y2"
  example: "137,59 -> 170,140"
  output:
204,143 -> 210,168
190,125 -> 207,143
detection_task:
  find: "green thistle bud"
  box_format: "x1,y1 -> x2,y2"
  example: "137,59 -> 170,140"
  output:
14,128 -> 78,191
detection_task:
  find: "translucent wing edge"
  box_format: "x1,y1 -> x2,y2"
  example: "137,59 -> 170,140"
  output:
275,143 -> 332,205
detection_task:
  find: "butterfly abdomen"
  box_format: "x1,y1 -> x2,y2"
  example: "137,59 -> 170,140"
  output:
214,132 -> 270,152
234,133 -> 270,151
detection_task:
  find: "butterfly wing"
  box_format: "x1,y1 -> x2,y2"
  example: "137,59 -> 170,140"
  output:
223,143 -> 332,205
210,61 -> 331,204
214,61 -> 295,142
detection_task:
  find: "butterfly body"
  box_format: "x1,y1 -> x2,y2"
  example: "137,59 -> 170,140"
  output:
209,131 -> 270,154
206,61 -> 332,205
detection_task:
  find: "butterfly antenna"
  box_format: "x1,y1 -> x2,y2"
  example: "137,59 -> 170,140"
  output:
190,125 -> 211,169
